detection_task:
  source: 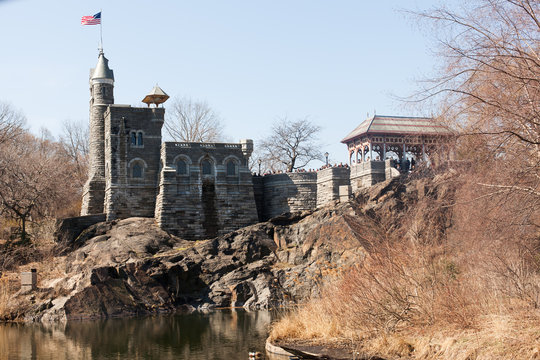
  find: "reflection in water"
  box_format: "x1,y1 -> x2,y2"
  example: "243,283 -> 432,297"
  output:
0,310 -> 289,360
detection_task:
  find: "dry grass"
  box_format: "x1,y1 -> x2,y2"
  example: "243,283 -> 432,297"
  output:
0,276 -> 10,316
0,217 -> 68,320
373,312 -> 540,360
272,301 -> 540,359
0,272 -> 19,319
271,298 -> 348,341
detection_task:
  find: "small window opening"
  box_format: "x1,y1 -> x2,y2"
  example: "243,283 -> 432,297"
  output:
177,160 -> 187,175
202,159 -> 212,175
132,163 -> 143,178
226,161 -> 236,176
137,132 -> 143,146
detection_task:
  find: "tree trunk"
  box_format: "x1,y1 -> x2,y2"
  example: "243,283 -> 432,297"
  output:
20,215 -> 28,243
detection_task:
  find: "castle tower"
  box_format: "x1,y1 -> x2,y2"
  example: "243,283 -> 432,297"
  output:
81,50 -> 115,215
103,88 -> 165,220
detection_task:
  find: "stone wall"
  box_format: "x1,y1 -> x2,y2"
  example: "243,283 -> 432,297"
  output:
80,179 -> 105,216
253,161 -> 398,221
349,161 -> 386,192
252,176 -> 265,222
155,141 -> 258,240
258,172 -> 318,220
103,106 -> 164,220
316,167 -> 351,208
385,159 -> 401,180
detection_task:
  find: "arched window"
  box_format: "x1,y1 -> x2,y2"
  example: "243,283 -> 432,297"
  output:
201,159 -> 213,175
226,161 -> 236,176
176,160 -> 187,175
130,131 -> 144,147
132,163 -> 143,178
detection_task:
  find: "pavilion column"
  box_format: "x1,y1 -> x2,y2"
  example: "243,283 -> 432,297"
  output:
369,142 -> 373,161
354,148 -> 359,164
383,142 -> 386,160
360,146 -> 364,162
422,143 -> 426,161
402,142 -> 406,160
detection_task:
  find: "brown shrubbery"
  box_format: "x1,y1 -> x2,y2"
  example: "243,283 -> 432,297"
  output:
270,164 -> 540,358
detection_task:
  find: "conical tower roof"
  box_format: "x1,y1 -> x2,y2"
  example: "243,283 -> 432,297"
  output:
142,85 -> 169,107
91,50 -> 114,81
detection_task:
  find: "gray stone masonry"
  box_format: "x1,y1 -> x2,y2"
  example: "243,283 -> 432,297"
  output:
81,179 -> 105,216
349,161 -> 386,192
339,185 -> 352,203
253,161 -> 400,221
252,176 -> 265,221
349,160 -> 401,192
259,172 -> 318,220
155,141 -> 258,239
316,167 -> 351,208
104,106 -> 164,220
385,159 -> 401,180
81,61 -> 115,216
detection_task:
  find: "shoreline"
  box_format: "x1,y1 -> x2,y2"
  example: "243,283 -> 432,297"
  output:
265,339 -> 383,360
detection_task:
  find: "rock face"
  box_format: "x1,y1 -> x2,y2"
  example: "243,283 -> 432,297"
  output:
4,174 -> 453,322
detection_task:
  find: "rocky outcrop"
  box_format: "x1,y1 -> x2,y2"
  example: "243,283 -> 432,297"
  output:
3,173 -> 456,322
6,205 -> 364,322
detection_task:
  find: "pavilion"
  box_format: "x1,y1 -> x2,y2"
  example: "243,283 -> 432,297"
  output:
341,115 -> 454,165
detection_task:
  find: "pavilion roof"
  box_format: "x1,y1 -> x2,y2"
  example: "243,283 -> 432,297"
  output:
341,115 -> 453,143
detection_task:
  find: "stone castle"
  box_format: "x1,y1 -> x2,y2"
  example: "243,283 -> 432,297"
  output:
82,51 -> 450,239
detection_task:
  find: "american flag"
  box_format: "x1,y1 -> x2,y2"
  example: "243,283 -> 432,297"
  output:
81,12 -> 101,25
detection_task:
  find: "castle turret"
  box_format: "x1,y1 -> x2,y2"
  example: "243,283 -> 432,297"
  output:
81,50 -> 115,215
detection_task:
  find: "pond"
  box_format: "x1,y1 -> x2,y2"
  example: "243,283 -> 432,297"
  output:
0,310 -> 291,360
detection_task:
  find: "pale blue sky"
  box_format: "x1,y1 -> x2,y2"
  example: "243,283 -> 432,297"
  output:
0,0 -> 443,165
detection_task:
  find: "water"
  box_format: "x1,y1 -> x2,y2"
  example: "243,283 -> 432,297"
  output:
0,310 -> 291,360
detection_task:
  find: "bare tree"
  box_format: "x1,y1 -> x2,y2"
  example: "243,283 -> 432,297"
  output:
0,101 -> 25,145
259,117 -> 322,172
414,0 -> 540,198
59,119 -> 89,188
165,97 -> 224,142
411,0 -> 540,303
0,133 -> 80,242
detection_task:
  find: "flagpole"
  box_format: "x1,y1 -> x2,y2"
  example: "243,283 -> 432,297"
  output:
100,9 -> 103,51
